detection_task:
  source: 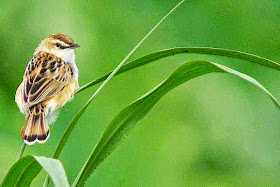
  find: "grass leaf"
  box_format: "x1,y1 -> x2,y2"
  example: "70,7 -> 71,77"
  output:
72,59 -> 280,186
77,47 -> 280,93
43,1 -> 185,186
1,155 -> 69,187
51,0 -> 185,162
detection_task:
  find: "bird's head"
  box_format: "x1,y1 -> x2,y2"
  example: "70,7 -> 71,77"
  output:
35,33 -> 80,63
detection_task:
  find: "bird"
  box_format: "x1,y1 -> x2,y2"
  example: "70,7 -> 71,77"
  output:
15,33 -> 80,145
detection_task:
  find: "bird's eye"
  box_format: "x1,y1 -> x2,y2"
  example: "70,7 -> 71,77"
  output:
56,43 -> 61,47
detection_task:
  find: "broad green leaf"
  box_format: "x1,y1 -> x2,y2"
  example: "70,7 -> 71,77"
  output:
72,60 -> 280,186
1,155 -> 69,187
77,47 -> 280,93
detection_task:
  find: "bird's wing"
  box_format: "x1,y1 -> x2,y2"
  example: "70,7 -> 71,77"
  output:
23,52 -> 73,107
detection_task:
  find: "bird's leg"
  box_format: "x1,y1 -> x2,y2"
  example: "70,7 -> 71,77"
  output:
20,115 -> 29,138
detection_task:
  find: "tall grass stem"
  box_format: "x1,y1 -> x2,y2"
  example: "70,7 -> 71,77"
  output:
17,143 -> 26,161
72,1 -> 186,186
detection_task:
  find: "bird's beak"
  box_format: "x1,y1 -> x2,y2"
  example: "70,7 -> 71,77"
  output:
70,43 -> 80,49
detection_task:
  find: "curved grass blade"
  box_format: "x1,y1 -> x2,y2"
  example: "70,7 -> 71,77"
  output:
77,47 -> 280,93
43,1 -> 186,186
72,59 -> 280,187
17,143 -> 26,160
1,155 -> 69,187
52,0 -> 185,162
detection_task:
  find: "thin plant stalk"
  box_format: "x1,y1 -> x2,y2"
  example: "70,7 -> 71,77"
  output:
80,0 -> 186,105
17,143 -> 26,161
43,1 -> 186,186
72,1 -> 186,186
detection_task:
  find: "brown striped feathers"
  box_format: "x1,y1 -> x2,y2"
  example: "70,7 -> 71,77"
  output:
24,104 -> 49,145
23,52 -> 72,107
49,33 -> 74,45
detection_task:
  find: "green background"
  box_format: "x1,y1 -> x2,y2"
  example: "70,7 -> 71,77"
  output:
1,0 -> 280,186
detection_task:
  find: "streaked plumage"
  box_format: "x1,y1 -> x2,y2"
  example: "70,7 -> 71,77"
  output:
15,33 -> 80,145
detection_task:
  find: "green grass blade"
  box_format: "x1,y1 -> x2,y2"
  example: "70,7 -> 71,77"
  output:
77,47 -> 280,93
1,155 -> 69,187
72,59 -> 280,187
43,1 -> 185,186
17,143 -> 26,160
52,0 -> 185,161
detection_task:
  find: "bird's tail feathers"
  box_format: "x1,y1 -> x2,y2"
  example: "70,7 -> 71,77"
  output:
23,104 -> 49,145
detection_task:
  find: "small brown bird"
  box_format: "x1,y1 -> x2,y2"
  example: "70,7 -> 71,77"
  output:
15,33 -> 80,145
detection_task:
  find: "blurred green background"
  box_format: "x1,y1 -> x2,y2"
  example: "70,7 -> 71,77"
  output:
1,0 -> 280,186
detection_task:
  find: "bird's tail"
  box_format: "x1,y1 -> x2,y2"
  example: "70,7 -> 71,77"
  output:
23,104 -> 49,145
